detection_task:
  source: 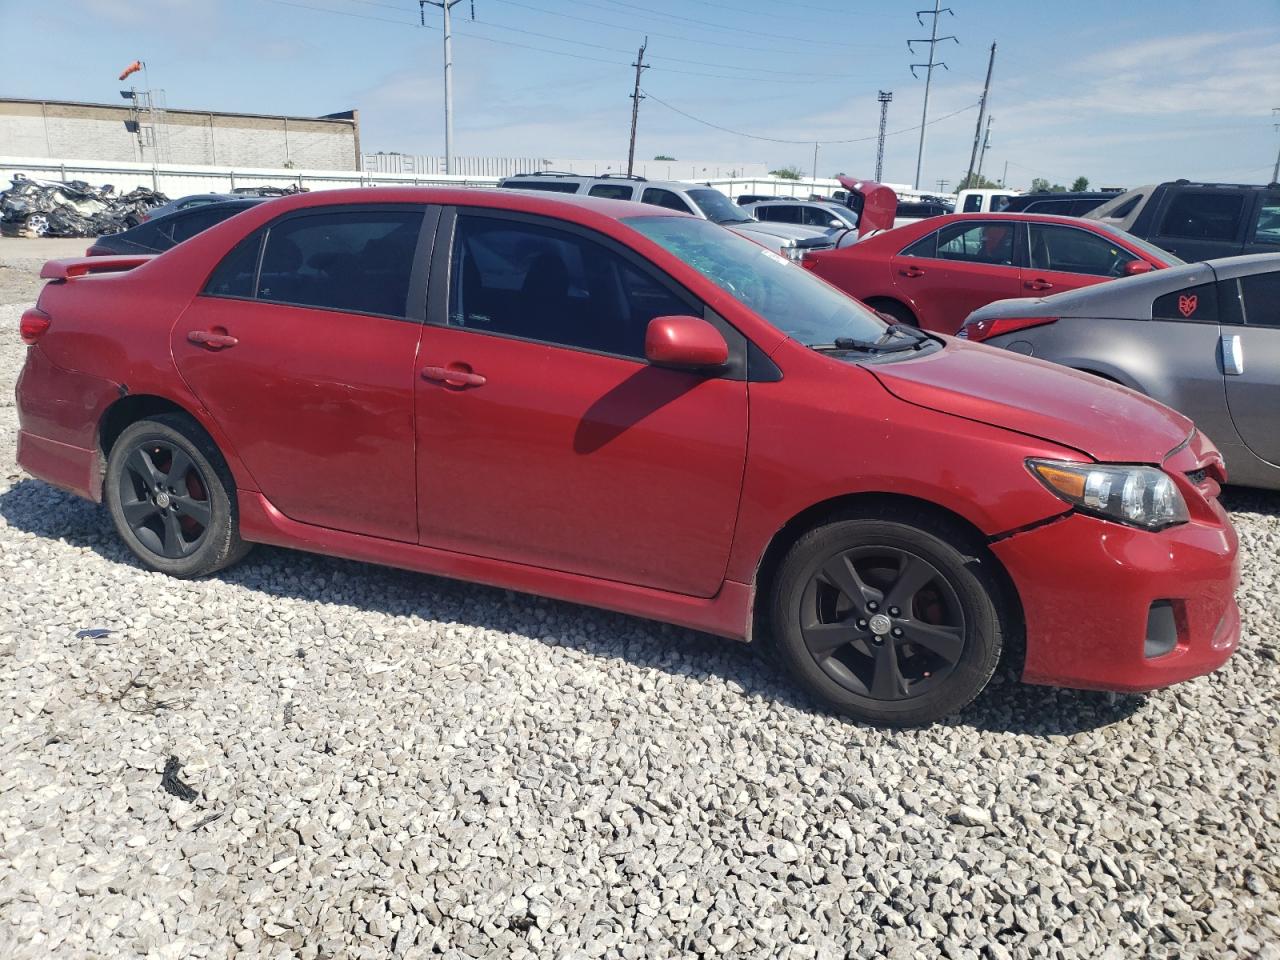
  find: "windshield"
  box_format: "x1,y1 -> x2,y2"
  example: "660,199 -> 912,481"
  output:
1093,221 -> 1185,265
687,188 -> 752,225
625,215 -> 888,345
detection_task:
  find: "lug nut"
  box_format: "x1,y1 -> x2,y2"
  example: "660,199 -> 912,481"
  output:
867,602 -> 878,611
889,606 -> 900,616
892,628 -> 903,637
857,619 -> 867,628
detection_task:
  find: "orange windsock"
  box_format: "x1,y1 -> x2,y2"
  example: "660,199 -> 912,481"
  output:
118,60 -> 142,81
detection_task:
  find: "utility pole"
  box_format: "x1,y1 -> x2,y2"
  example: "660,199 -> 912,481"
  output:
1272,108 -> 1279,184
1001,159 -> 1008,187
421,0 -> 466,175
875,91 -> 892,182
975,114 -> 992,183
812,142 -> 820,186
626,37 -> 649,177
908,0 -> 957,190
935,178 -> 949,193
964,41 -> 996,190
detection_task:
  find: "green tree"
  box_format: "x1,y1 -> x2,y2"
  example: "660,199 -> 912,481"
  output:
770,166 -> 804,180
653,154 -> 676,161
1070,176 -> 1090,192
957,173 -> 1001,190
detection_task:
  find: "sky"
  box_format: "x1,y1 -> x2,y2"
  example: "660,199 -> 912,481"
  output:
8,0 -> 1280,190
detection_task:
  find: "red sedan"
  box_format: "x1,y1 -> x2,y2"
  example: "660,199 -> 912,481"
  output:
804,212 -> 1179,334
15,188 -> 1237,726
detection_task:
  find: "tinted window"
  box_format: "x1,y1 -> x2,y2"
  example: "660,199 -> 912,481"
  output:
1240,272 -> 1280,327
901,231 -> 938,258
1110,193 -> 1143,218
1158,192 -> 1245,241
1027,224 -> 1137,277
961,195 -> 981,213
626,215 -> 887,347
1253,195 -> 1280,245
169,207 -> 232,244
256,209 -> 423,317
802,207 -> 838,227
588,183 -> 634,201
204,231 -> 263,298
640,188 -> 693,214
932,222 -> 1016,266
448,215 -> 691,358
118,221 -> 168,252
762,206 -> 801,224
501,180 -> 581,193
1024,199 -> 1070,214
1153,282 -> 1218,322
992,195 -> 1014,211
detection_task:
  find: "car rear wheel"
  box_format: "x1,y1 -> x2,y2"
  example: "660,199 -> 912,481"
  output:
770,511 -> 1004,726
104,414 -> 252,578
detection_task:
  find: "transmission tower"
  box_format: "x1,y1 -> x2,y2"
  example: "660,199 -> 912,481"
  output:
908,0 -> 957,190
875,91 -> 892,182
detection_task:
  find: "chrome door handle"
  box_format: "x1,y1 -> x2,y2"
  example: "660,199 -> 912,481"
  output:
1221,334 -> 1244,376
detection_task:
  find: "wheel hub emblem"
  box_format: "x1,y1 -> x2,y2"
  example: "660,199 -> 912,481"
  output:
155,491 -> 171,508
869,613 -> 892,636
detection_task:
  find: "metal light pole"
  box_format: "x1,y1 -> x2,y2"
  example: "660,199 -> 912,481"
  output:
422,0 -> 465,175
875,91 -> 892,182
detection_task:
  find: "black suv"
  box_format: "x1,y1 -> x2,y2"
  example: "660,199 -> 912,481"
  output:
1085,180 -> 1280,261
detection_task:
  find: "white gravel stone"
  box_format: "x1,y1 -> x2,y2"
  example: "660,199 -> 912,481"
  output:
0,245 -> 1278,958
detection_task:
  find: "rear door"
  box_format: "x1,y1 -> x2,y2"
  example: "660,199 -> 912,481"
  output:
173,204 -> 433,542
1224,270 -> 1280,465
1146,189 -> 1248,260
891,220 -> 1023,333
1021,222 -> 1143,297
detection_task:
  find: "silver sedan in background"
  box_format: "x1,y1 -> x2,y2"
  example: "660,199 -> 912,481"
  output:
960,253 -> 1280,490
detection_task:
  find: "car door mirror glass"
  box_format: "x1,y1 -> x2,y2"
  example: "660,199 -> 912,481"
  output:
644,315 -> 728,370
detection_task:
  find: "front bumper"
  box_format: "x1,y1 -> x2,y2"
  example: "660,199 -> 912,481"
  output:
992,507 -> 1240,692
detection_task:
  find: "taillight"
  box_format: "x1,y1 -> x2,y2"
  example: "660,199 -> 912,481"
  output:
960,315 -> 1057,342
20,307 -> 51,344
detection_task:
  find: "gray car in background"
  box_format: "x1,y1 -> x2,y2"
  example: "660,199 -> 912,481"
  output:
960,253 -> 1280,489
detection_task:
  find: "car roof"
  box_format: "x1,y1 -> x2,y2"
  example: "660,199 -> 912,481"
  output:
500,174 -> 713,193
1205,251 -> 1280,279
243,185 -> 693,223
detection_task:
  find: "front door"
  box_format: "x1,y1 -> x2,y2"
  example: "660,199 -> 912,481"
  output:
1225,270 -> 1280,465
893,220 -> 1023,334
173,205 -> 431,542
414,210 -> 748,597
1020,222 -> 1144,298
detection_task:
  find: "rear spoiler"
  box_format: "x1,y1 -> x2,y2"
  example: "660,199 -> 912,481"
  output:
41,255 -> 154,281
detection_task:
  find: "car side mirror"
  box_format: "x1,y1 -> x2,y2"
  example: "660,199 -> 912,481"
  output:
1124,260 -> 1153,276
830,219 -> 845,229
644,315 -> 729,371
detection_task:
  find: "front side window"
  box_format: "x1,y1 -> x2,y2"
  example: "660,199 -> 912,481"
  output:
930,222 -> 1016,266
255,209 -> 423,317
625,214 -> 886,346
588,183 -> 634,201
1253,195 -> 1280,245
640,188 -> 693,214
1158,192 -> 1245,241
1027,224 -> 1137,277
802,207 -> 839,228
1240,271 -> 1280,327
448,215 -> 692,359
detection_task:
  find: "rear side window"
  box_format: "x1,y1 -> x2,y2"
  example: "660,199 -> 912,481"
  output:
962,195 -> 982,212
255,209 -> 424,317
640,188 -> 693,213
1253,195 -> 1280,245
169,207 -> 232,244
204,231 -> 263,298
932,222 -> 1016,266
587,184 -> 634,201
1240,272 -> 1280,327
1158,192 -> 1245,241
1152,282 -> 1218,322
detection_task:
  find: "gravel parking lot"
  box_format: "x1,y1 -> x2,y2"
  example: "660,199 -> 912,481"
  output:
0,239 -> 1277,959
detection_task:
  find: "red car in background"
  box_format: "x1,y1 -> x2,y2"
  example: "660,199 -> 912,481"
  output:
804,212 -> 1179,333
16,188 -> 1236,727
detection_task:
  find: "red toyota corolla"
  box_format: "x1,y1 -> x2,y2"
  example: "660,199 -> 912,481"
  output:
15,188 -> 1238,726
803,212 -> 1179,334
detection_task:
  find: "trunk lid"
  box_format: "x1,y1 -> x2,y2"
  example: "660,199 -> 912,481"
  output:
870,338 -> 1192,462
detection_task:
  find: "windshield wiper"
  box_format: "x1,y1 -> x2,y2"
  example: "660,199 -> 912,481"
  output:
808,325 -> 932,354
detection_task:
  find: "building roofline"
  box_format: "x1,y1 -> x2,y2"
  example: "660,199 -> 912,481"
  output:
0,96 -> 358,126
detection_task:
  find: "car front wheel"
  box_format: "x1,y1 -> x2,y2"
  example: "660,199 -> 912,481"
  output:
104,414 -> 252,578
770,511 -> 1005,726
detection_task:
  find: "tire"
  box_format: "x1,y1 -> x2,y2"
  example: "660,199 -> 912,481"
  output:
104,414 -> 252,578
770,509 -> 1004,726
868,299 -> 918,327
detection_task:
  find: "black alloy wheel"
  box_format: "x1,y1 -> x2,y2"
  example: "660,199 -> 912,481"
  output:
117,439 -> 212,559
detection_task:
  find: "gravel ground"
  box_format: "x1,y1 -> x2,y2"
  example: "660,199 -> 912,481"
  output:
1,243 -> 1278,959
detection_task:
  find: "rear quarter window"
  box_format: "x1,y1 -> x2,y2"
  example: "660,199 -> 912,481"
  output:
1152,281 -> 1218,322
1157,192 -> 1245,241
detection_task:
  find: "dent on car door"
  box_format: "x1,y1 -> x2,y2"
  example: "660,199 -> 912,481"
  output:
173,204 -> 434,543
892,221 -> 1023,333
1224,271 -> 1280,465
414,209 -> 748,597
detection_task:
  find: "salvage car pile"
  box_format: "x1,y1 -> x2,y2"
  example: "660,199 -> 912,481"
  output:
0,175 -> 169,239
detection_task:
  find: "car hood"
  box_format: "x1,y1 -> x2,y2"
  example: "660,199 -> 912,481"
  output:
869,338 -> 1192,463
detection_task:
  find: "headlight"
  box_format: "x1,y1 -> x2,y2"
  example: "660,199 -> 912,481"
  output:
781,241 -> 805,262
1027,459 -> 1189,530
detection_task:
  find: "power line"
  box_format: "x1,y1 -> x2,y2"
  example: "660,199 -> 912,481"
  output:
574,0 -> 866,48
642,88 -> 978,145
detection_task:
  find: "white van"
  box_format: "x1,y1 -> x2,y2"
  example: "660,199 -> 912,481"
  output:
955,188 -> 1022,213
